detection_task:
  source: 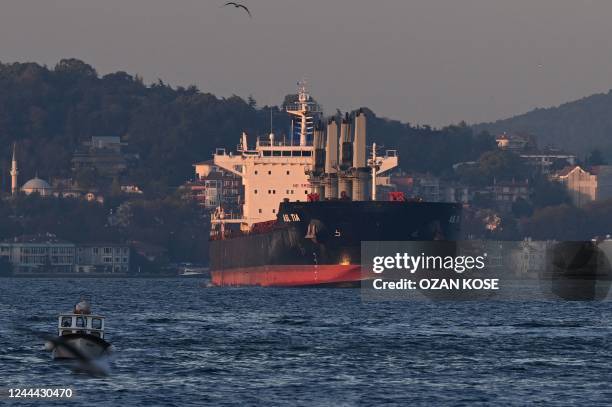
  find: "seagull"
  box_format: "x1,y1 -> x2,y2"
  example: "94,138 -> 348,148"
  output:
222,2 -> 252,18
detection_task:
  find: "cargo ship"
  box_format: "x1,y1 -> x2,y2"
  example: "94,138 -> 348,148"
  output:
209,81 -> 462,286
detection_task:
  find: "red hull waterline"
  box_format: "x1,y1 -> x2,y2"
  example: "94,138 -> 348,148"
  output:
211,265 -> 363,287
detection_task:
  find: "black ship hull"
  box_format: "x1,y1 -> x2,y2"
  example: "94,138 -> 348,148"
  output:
210,200 -> 462,286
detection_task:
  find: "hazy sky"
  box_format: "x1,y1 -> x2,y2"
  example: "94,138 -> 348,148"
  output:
1,0 -> 612,126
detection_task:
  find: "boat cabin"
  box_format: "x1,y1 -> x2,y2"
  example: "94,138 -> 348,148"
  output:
57,314 -> 106,339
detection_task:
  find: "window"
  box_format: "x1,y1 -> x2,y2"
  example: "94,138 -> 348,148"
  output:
273,190 -> 276,194
272,209 -> 276,213
104,247 -> 112,254
282,151 -> 291,157
302,151 -> 312,157
254,189 -> 258,194
305,190 -> 308,195
258,209 -> 262,213
92,318 -> 102,330
93,248 -> 99,254
123,257 -> 128,263
286,171 -> 290,175
263,151 -> 271,157
273,151 -> 281,156
268,170 -> 272,175
62,317 -> 72,327
255,170 -> 258,174
76,317 -> 85,328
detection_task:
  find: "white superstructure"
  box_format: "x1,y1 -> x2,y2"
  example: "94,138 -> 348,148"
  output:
211,81 -> 398,232
213,137 -> 315,226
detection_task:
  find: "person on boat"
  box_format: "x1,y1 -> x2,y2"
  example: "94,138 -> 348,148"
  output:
74,296 -> 91,315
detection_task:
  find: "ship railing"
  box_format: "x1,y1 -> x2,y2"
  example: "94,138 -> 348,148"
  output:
257,139 -> 293,147
285,102 -> 321,112
211,212 -> 245,222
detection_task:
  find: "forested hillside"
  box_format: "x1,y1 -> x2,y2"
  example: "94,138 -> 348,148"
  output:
474,91 -> 612,158
0,59 -> 493,193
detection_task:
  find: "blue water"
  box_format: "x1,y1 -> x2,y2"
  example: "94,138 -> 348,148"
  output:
1,278 -> 611,406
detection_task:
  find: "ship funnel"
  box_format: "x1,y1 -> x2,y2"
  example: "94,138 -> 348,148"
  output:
353,110 -> 366,168
313,124 -> 325,173
324,118 -> 339,199
338,116 -> 352,169
325,118 -> 338,174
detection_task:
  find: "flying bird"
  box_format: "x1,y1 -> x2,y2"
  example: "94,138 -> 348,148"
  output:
222,2 -> 252,18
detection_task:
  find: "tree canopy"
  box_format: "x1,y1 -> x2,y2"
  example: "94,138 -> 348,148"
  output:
0,59 -> 494,193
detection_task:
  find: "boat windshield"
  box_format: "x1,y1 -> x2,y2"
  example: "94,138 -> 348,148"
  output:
92,318 -> 102,330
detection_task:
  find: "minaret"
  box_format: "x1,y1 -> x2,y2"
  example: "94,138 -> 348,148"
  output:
10,143 -> 18,196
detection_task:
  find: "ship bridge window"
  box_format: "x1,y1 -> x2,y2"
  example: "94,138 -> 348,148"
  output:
282,151 -> 291,157
273,151 -> 281,156
302,151 -> 312,157
76,317 -> 85,328
263,151 -> 272,157
291,151 -> 301,157
61,317 -> 72,327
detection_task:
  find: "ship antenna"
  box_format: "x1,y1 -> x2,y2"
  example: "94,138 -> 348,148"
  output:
270,107 -> 273,135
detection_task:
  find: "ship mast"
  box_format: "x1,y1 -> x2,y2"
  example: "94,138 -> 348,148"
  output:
285,79 -> 320,146
371,143 -> 378,201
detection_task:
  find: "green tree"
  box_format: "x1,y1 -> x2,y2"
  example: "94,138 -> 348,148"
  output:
512,197 -> 534,218
111,177 -> 122,196
587,149 -> 607,166
75,168 -> 98,190
531,179 -> 571,209
478,150 -> 527,181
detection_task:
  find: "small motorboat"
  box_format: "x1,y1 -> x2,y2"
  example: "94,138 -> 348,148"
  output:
178,265 -> 209,278
46,297 -> 111,360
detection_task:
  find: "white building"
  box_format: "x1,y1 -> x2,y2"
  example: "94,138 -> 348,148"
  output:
0,235 -> 75,274
0,235 -> 130,274
75,244 -> 130,273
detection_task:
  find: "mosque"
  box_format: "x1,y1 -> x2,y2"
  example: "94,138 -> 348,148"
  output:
10,143 -> 53,197
8,143 -> 107,203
